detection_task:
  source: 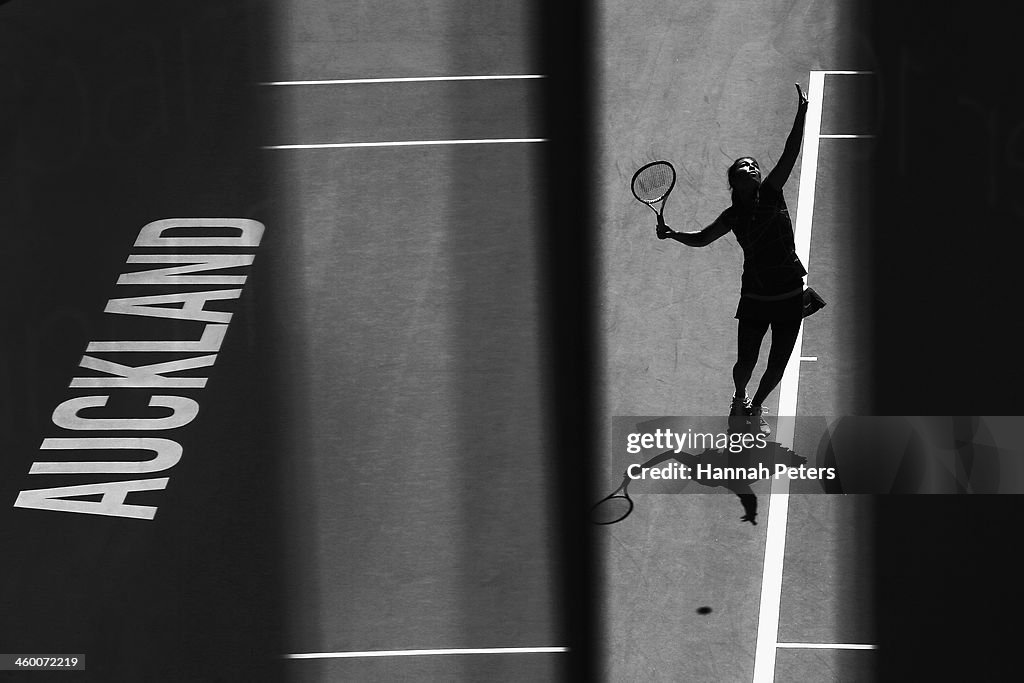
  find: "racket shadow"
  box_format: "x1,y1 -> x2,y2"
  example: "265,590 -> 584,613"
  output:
590,474 -> 633,525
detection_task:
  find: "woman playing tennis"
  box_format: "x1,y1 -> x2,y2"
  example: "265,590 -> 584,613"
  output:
655,84 -> 810,434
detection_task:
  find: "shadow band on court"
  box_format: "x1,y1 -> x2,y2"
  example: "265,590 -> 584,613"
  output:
0,2 -> 287,681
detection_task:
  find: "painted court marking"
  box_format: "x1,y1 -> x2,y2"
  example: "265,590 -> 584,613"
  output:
270,72 -> 557,664
751,70 -> 876,683
777,643 -> 878,651
262,138 -> 547,150
285,647 -> 567,660
260,74 -> 545,149
260,74 -> 546,86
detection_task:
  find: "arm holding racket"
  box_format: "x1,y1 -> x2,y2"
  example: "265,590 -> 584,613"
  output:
764,83 -> 809,191
657,215 -> 731,247
631,159 -> 730,246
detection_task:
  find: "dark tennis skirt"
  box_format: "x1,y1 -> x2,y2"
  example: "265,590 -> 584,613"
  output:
735,289 -> 804,322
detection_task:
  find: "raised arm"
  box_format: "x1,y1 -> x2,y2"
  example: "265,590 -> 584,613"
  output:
656,213 -> 732,247
763,84 -> 809,191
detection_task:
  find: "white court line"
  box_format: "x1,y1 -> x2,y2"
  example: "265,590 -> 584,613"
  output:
262,138 -> 547,150
819,70 -> 875,75
751,69 -> 826,683
799,356 -> 818,362
777,643 -> 878,650
259,74 -> 546,86
284,647 -> 567,660
820,135 -> 876,139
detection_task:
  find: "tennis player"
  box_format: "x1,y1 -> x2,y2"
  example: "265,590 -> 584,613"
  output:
655,84 -> 809,435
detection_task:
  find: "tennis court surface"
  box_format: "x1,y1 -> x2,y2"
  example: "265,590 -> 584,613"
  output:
2,1 -> 567,680
3,0 -> 1019,681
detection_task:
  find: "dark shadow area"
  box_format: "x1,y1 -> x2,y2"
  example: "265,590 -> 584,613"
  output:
814,417 -> 929,495
868,6 -> 1024,412
0,2 -> 287,680
869,0 -> 1024,678
539,1 -> 600,680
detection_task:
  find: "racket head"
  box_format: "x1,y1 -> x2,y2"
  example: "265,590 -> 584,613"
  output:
590,476 -> 634,525
631,160 -> 676,205
590,494 -> 634,525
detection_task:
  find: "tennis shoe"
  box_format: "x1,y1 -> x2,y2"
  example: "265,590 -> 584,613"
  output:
729,392 -> 752,417
745,404 -> 771,436
728,393 -> 753,433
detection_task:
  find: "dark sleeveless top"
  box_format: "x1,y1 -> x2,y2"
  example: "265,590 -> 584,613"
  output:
720,183 -> 806,297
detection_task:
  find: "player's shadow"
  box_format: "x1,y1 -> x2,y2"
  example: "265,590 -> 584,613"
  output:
636,438 -> 806,525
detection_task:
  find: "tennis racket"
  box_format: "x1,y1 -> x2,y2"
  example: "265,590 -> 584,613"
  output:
631,160 -> 676,227
590,474 -> 634,525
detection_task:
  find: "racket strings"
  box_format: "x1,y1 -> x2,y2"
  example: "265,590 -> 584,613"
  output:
632,163 -> 675,203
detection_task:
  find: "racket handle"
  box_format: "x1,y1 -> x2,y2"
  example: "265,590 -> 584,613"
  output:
657,214 -> 665,227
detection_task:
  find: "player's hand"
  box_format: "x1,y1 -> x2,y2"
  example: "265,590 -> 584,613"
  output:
656,223 -> 674,240
795,83 -> 808,110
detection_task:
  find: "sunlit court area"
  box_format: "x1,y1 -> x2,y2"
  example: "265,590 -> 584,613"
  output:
2,0 -> 1023,681
595,1 -> 877,679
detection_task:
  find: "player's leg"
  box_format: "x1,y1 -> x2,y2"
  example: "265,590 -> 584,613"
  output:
733,318 -> 770,413
750,318 -> 801,408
